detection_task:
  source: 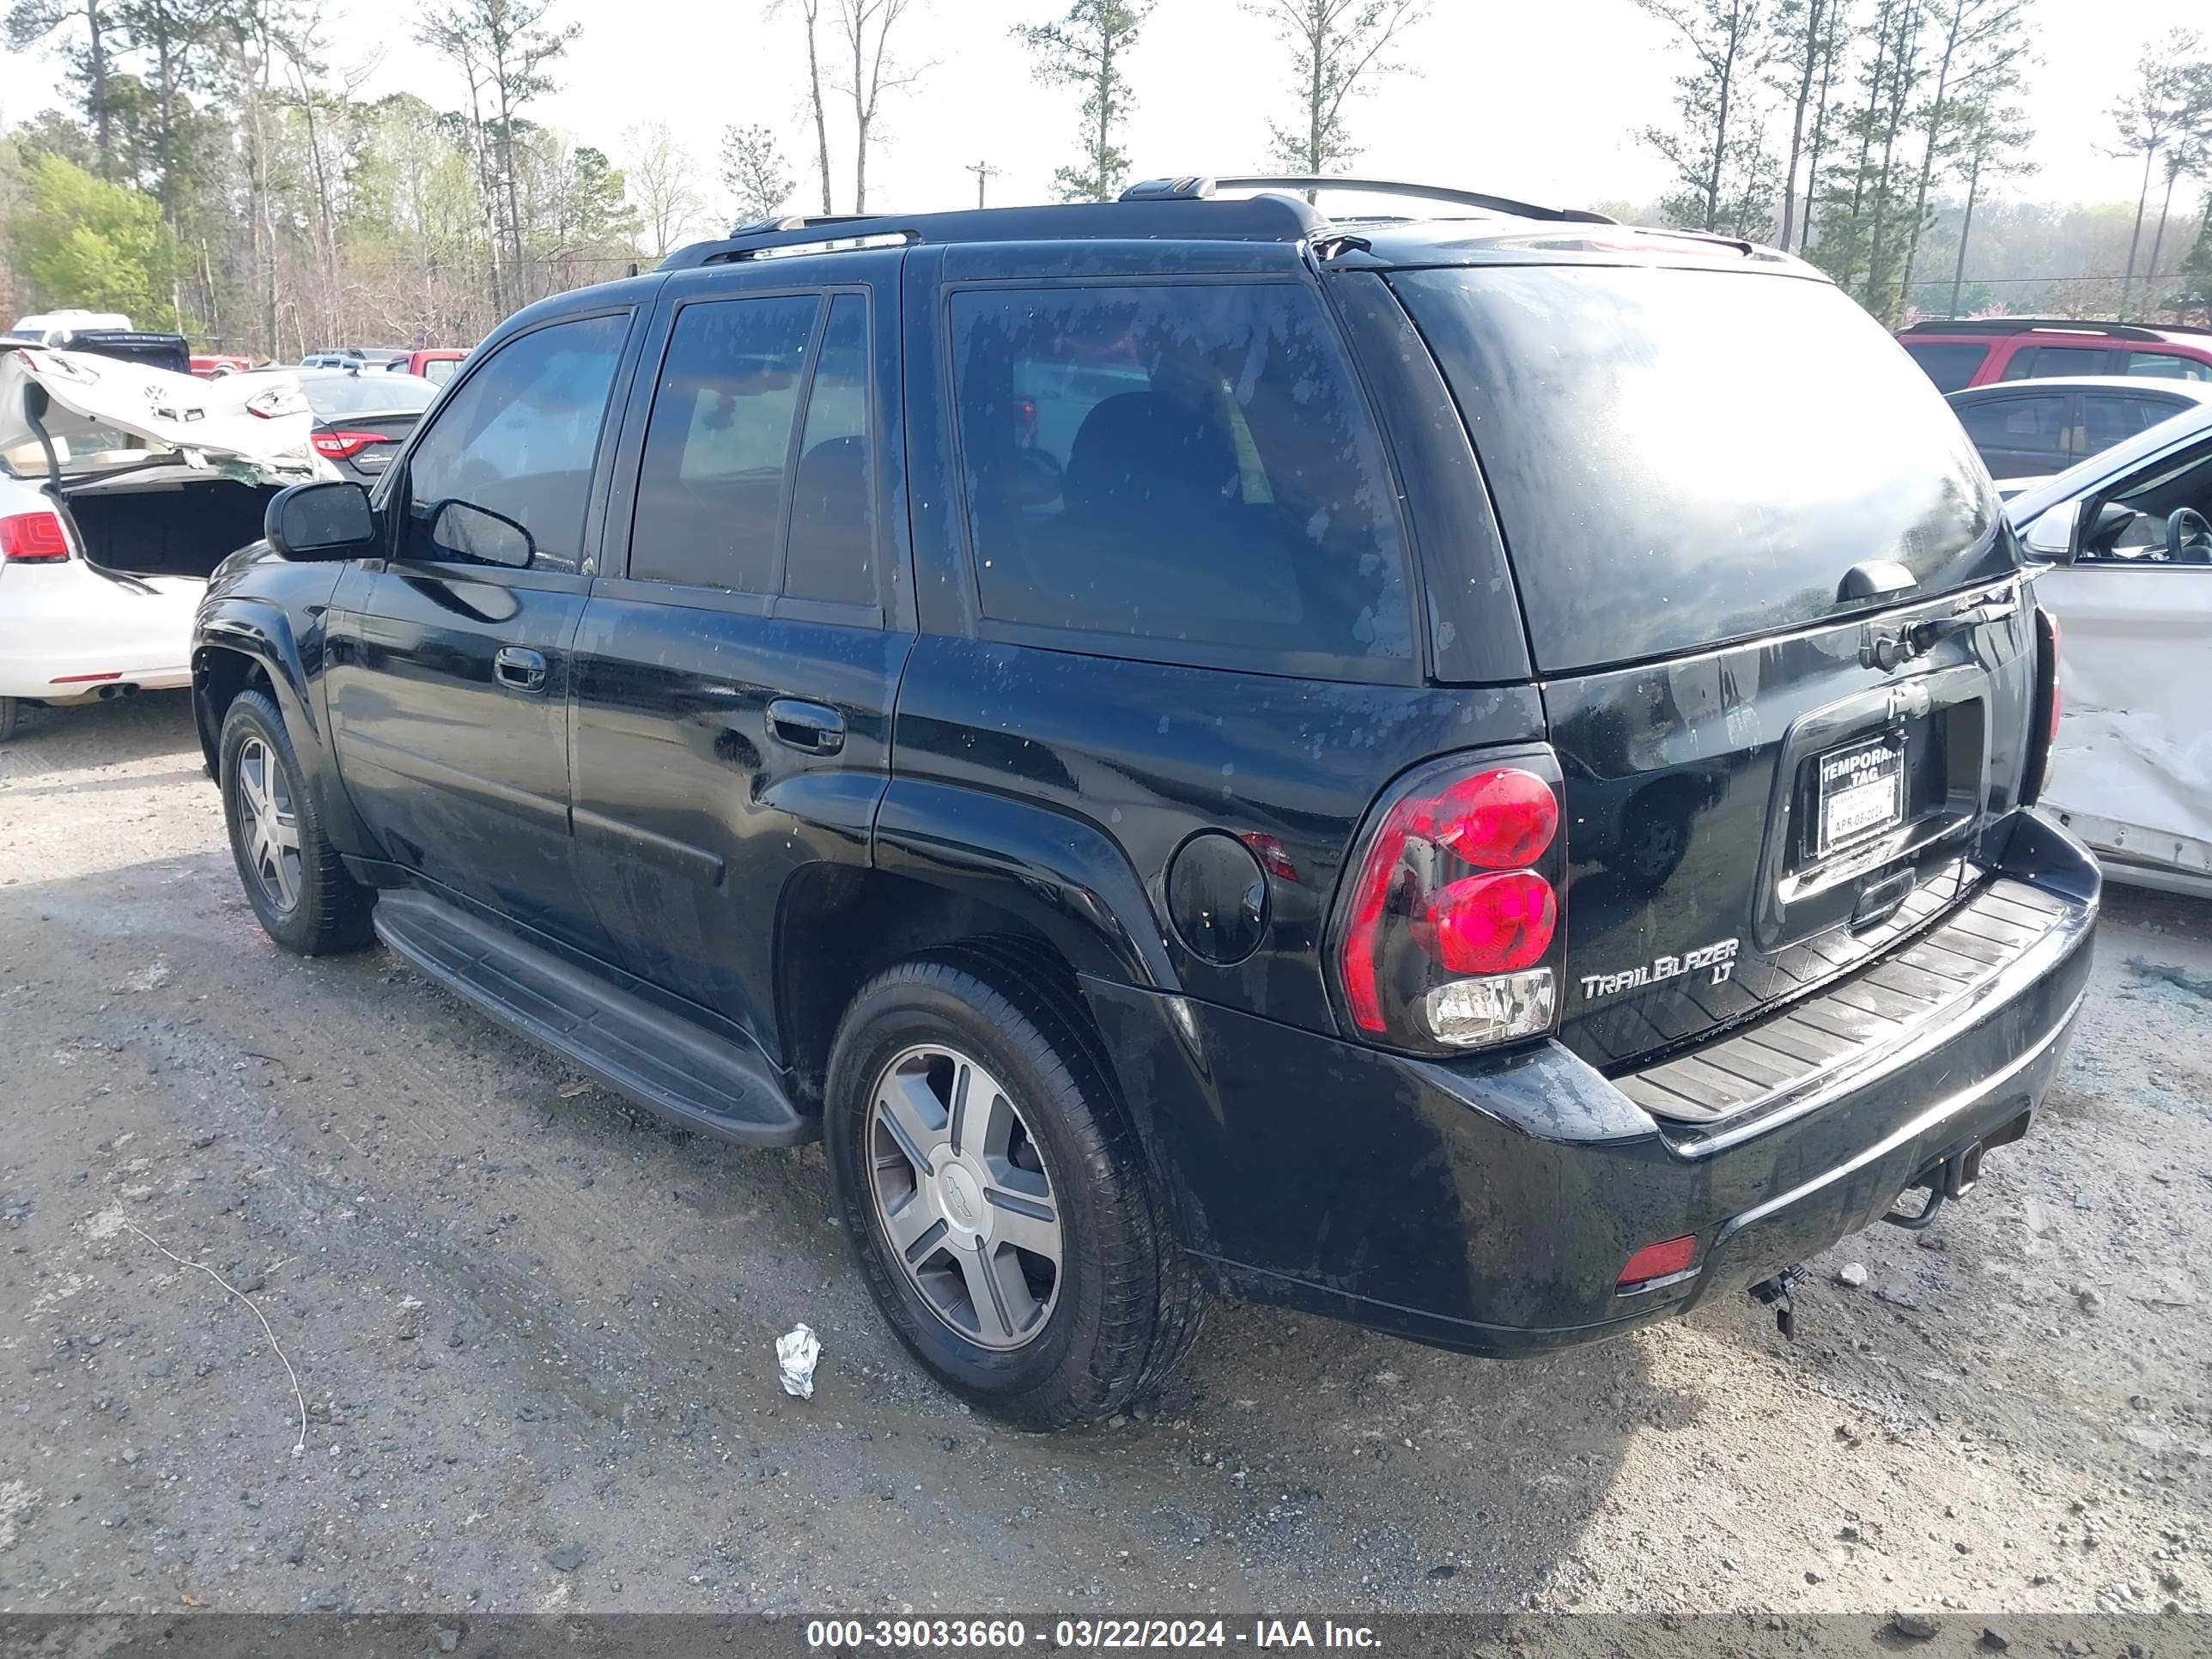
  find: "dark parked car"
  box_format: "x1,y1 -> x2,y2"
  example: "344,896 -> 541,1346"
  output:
1945,376 -> 2212,486
6,328 -> 192,374
283,368 -> 442,482
191,177 -> 2097,1429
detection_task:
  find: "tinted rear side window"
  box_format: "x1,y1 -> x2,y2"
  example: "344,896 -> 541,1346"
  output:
2002,343 -> 2112,380
2081,393 -> 2177,453
783,294 -> 876,606
629,295 -> 817,592
1394,265 -> 2009,672
2121,349 -> 2212,381
1902,341 -> 1988,392
1955,393 -> 2069,462
950,282 -> 1413,670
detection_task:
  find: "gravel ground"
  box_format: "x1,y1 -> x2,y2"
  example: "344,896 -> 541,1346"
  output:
0,693 -> 2206,1620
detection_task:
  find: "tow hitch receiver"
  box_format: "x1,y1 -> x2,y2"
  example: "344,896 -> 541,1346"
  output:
1882,1138 -> 1990,1232
1750,1265 -> 1802,1340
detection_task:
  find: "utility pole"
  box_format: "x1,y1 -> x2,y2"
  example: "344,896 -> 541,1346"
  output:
966,160 -> 1000,209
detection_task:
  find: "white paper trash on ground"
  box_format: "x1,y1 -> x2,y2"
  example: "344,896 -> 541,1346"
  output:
776,1323 -> 821,1398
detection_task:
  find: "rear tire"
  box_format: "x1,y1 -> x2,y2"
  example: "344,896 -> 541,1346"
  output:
823,947 -> 1202,1430
219,690 -> 374,954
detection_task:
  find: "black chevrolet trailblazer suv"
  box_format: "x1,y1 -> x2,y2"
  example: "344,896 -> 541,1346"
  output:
191,176 -> 2097,1429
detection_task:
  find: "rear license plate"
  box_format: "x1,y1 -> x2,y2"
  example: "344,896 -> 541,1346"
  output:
1815,736 -> 1904,855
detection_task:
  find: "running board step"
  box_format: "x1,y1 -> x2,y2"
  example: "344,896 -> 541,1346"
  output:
373,889 -> 815,1147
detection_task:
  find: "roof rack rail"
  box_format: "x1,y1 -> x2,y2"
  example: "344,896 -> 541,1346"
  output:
727,214 -> 878,236
1121,173 -> 1617,226
658,193 -> 1327,270
1898,316 -> 2210,341
661,218 -> 921,268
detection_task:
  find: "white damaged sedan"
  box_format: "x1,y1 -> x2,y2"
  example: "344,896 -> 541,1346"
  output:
2008,398 -> 2212,899
0,346 -> 325,739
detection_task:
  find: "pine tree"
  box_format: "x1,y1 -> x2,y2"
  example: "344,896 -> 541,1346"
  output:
1249,0 -> 1431,176
1015,0 -> 1152,204
1637,0 -> 1781,239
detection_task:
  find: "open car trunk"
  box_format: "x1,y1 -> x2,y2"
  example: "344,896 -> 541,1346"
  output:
62,471 -> 282,581
3,345 -> 322,585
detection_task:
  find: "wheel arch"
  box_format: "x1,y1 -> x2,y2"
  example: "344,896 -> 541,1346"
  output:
775,862 -> 1121,1112
194,601 -> 380,860
775,856 -> 1207,1263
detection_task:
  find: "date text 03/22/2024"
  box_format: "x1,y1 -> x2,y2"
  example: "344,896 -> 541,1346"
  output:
805,1619 -> 1381,1650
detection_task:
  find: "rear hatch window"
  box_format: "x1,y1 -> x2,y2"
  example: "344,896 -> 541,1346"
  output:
1392,265 -> 2012,672
1901,339 -> 1990,392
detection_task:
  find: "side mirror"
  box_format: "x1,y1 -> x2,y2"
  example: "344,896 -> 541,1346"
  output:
1001,446 -> 1066,509
2063,498 -> 2135,564
430,499 -> 533,568
267,480 -> 375,561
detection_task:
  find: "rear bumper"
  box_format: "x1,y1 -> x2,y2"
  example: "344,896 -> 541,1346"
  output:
0,569 -> 198,699
1082,811 -> 2098,1356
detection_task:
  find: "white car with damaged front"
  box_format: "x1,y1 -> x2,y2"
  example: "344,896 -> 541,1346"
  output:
0,346 -> 325,739
2008,399 -> 2212,900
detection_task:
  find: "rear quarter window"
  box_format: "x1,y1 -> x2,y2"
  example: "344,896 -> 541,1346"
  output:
2121,349 -> 2212,382
1903,340 -> 1989,392
948,281 -> 1413,675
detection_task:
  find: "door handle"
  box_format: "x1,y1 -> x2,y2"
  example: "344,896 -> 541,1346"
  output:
767,697 -> 846,755
494,645 -> 549,693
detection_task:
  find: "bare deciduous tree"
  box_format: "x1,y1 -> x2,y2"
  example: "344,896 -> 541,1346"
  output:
624,120 -> 708,258
1248,0 -> 1429,176
767,0 -> 836,213
1015,0 -> 1152,204
831,0 -> 923,213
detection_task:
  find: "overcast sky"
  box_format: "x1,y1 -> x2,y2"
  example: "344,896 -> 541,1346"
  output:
0,0 -> 2186,232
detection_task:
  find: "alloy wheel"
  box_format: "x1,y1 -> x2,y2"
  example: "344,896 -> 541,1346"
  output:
866,1043 -> 1062,1351
234,736 -> 303,915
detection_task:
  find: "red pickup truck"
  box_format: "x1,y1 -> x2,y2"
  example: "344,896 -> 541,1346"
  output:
387,348 -> 468,386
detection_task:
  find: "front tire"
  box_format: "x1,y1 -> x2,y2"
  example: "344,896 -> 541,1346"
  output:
823,948 -> 1201,1429
219,690 -> 374,954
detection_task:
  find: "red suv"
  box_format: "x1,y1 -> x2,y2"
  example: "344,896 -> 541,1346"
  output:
1899,318 -> 2212,392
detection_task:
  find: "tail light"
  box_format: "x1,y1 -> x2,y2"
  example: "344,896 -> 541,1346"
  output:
312,429 -> 383,460
2022,605 -> 2060,802
245,384 -> 307,419
1333,751 -> 1567,1052
0,510 -> 71,564
2039,607 -> 2061,745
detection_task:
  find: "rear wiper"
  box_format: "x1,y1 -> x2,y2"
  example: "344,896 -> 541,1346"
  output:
1908,589 -> 2020,653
